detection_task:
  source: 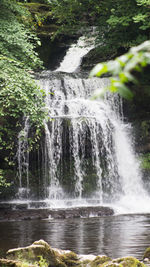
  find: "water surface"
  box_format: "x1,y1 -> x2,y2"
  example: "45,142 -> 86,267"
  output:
0,214 -> 150,260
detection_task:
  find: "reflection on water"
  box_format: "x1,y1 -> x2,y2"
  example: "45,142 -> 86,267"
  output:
0,214 -> 150,259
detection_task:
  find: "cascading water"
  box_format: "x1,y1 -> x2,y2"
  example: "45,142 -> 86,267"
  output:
16,35 -> 150,213
56,34 -> 95,73
16,116 -> 30,199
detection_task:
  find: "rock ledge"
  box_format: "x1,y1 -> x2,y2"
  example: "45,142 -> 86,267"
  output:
0,205 -> 114,221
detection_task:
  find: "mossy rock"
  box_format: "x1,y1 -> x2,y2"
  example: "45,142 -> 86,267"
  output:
60,252 -> 80,266
140,153 -> 150,170
6,240 -> 83,267
6,240 -> 58,266
101,256 -> 146,267
5,240 -> 145,267
91,256 -> 112,266
143,247 -> 150,260
0,258 -> 35,266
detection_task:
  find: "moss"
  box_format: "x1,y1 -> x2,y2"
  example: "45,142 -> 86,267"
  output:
101,257 -> 146,267
60,252 -> 80,267
33,240 -> 50,251
143,247 -> 150,260
91,256 -> 112,266
37,25 -> 59,36
7,240 -> 84,267
5,241 -> 146,267
78,260 -> 91,267
141,121 -> 150,137
140,153 -> 150,170
7,240 -> 58,266
62,252 -> 79,261
0,258 -> 35,266
24,3 -> 51,11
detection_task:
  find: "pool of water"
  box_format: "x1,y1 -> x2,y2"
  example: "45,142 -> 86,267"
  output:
0,214 -> 150,260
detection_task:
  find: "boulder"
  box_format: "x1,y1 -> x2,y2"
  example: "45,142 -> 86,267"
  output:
90,255 -> 112,266
7,240 -> 60,266
0,258 -> 35,266
143,247 -> 150,261
100,256 -> 146,267
5,239 -> 112,267
0,240 -> 146,267
6,239 -> 81,267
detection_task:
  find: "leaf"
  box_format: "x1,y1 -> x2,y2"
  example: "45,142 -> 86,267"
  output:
89,63 -> 108,77
116,83 -> 134,99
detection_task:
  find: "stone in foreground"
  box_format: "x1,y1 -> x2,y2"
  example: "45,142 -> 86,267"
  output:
102,256 -> 146,267
0,240 -> 147,267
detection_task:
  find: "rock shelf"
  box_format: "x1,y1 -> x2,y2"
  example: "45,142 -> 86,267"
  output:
0,205 -> 114,221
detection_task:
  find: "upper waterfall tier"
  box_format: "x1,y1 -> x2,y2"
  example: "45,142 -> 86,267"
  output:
55,35 -> 95,73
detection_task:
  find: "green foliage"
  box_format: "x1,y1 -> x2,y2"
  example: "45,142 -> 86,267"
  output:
0,0 -> 42,69
35,255 -> 48,267
48,0 -> 99,38
0,57 -> 45,123
134,0 -> 150,30
0,0 -> 46,172
90,41 -> 150,99
0,169 -> 10,187
140,153 -> 150,169
0,56 -> 46,160
96,0 -> 149,55
48,0 -> 150,57
22,2 -> 53,31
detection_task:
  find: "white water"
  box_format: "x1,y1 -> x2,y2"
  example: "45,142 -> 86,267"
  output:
16,117 -> 30,199
16,35 -> 150,214
112,119 -> 150,214
56,35 -> 95,73
39,71 -> 150,213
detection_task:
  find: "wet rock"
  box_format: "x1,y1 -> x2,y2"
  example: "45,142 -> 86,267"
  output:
0,205 -> 114,221
6,240 -> 80,267
90,255 -> 112,266
5,239 -> 112,266
0,258 -> 35,266
59,251 -> 80,267
0,240 -> 147,267
0,203 -> 15,210
0,208 -> 49,221
101,256 -> 147,267
50,206 -> 114,219
143,247 -> 150,260
7,240 -> 57,266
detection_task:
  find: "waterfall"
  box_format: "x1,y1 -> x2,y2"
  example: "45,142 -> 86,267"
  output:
16,35 -> 150,213
16,116 -> 30,199
56,34 -> 95,73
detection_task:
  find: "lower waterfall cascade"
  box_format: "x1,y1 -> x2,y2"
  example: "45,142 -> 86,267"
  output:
15,36 -> 150,214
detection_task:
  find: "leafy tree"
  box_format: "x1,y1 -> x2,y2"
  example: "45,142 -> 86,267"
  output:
48,0 -> 150,56
48,0 -> 99,37
90,40 -> 150,100
0,0 -> 45,175
19,0 -> 53,31
0,0 -> 42,68
0,170 -> 10,187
